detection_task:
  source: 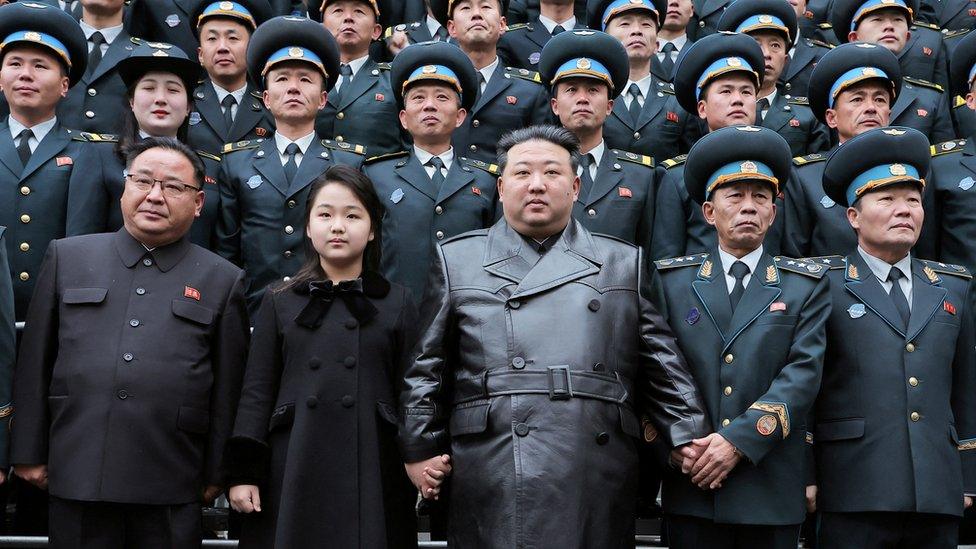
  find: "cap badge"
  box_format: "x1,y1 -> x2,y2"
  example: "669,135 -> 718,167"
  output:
152,50 -> 169,57
421,64 -> 437,74
861,67 -> 877,76
740,160 -> 758,173
889,163 -> 907,176
727,57 -> 742,67
577,58 -> 592,70
882,128 -> 905,135
288,47 -> 303,58
759,14 -> 773,23
23,32 -> 42,42
219,0 -> 234,8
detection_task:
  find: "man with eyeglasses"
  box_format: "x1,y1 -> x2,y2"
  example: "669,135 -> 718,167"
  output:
11,136 -> 250,548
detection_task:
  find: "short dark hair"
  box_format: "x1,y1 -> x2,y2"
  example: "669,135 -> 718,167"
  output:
124,137 -> 205,188
497,124 -> 581,173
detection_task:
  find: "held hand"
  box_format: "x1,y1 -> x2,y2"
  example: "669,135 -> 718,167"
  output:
229,485 -> 262,513
13,464 -> 47,490
387,30 -> 409,56
201,485 -> 222,505
670,444 -> 700,474
806,485 -> 818,513
966,496 -> 973,510
405,454 -> 452,500
689,433 -> 741,489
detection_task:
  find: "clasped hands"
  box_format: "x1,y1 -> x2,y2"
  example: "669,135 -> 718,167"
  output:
670,433 -> 741,490
404,454 -> 452,500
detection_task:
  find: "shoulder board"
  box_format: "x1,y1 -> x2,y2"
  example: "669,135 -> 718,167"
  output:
818,22 -> 833,29
903,76 -> 943,93
954,95 -> 967,108
460,156 -> 500,175
614,149 -> 653,168
787,96 -> 810,105
222,140 -> 262,154
945,28 -> 971,39
774,257 -> 828,278
504,66 -> 543,83
793,153 -> 827,166
802,255 -> 846,269
662,154 -> 686,169
931,139 -> 966,156
197,150 -> 221,162
78,131 -> 118,143
919,259 -> 972,279
655,253 -> 707,270
249,90 -> 262,99
364,150 -> 409,164
322,139 -> 366,156
130,36 -> 143,45
809,39 -> 835,49
376,62 -> 391,71
506,23 -> 531,31
912,21 -> 940,31
384,24 -> 404,38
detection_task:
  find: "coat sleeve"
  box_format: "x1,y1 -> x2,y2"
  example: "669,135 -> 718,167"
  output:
0,231 -> 14,468
781,167 -> 812,258
637,248 -> 709,447
215,158 -> 242,266
398,244 -> 456,462
719,275 -> 830,464
952,279 -> 976,495
65,143 -> 109,236
650,168 -> 687,260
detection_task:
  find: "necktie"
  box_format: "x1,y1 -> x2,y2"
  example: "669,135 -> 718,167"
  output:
16,129 -> 33,168
283,143 -> 300,185
660,42 -> 676,79
552,24 -> 566,36
887,268 -> 911,327
221,94 -> 237,133
478,72 -> 487,95
427,156 -> 445,189
757,97 -> 770,125
435,26 -> 449,41
729,260 -> 750,310
579,153 -> 595,202
334,63 -> 353,104
87,32 -> 105,76
628,83 -> 643,123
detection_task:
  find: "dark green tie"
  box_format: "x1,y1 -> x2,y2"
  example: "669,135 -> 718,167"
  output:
283,143 -> 300,185
427,156 -> 445,189
888,268 -> 911,327
729,261 -> 750,310
628,83 -> 643,123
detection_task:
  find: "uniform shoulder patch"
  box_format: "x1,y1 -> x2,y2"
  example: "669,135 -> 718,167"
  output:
818,22 -> 833,29
931,139 -> 966,156
809,38 -> 835,49
662,154 -> 686,169
802,255 -> 846,269
614,149 -> 654,168
912,21 -> 940,31
773,257 -> 827,278
376,62 -> 392,71
955,95 -> 968,108
504,66 -> 543,83
793,153 -> 826,166
222,140 -> 261,154
322,139 -> 367,156
903,76 -> 943,93
787,96 -> 810,105
364,150 -> 409,164
196,150 -> 221,162
78,131 -> 118,142
945,28 -> 971,39
919,259 -> 972,279
506,23 -> 531,31
249,90 -> 262,99
655,253 -> 707,270
460,156 -> 500,175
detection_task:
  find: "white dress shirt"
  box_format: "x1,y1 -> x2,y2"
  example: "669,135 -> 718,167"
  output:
8,116 -> 57,154
623,75 -> 652,108
80,21 -> 123,56
718,245 -> 765,293
858,246 -> 914,310
415,146 -> 454,179
275,131 -> 316,166
578,140 -> 605,181
212,82 -> 248,120
538,14 -> 577,33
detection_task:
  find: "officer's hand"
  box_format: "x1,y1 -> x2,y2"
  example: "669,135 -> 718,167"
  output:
405,454 -> 452,500
229,485 -> 262,513
806,485 -> 818,513
966,496 -> 973,509
689,433 -> 741,489
0,469 -> 7,485
201,484 -> 222,505
13,464 -> 47,489
670,443 -> 699,474
387,30 -> 409,56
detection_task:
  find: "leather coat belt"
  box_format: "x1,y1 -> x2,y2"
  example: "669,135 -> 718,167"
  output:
453,366 -> 632,407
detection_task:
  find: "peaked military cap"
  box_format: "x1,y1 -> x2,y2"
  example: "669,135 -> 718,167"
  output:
808,42 -> 901,123
684,124 -> 793,204
538,29 -> 629,94
189,0 -> 273,32
429,0 -> 511,25
390,41 -> 479,111
831,0 -> 916,43
822,126 -> 929,207
117,42 -> 201,93
585,0 -> 668,30
672,32 -> 765,115
246,16 -> 341,91
949,29 -> 976,97
717,0 -> 798,45
0,1 -> 88,86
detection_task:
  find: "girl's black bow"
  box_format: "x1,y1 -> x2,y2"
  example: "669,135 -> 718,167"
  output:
294,278 -> 378,329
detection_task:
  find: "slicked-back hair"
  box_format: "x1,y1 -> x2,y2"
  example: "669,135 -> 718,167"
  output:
497,124 -> 581,174
124,136 -> 205,189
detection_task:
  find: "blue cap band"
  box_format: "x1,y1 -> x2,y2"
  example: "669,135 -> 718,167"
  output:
851,0 -> 912,30
846,162 -> 922,205
736,14 -> 790,39
198,1 -> 255,28
404,64 -> 462,94
1,30 -> 71,68
696,56 -> 756,99
706,160 -> 778,197
554,57 -> 614,89
601,0 -> 658,29
828,66 -> 890,108
263,46 -> 326,77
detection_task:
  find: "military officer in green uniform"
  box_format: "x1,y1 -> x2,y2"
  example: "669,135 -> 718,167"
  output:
778,0 -> 834,99
808,126 -> 976,549
651,32 -> 770,260
589,0 -> 702,162
429,0 -> 552,164
497,0 -> 587,70
539,29 -> 659,256
654,124 -> 829,549
187,0 -> 275,158
364,41 -> 499,301
217,16 -> 366,313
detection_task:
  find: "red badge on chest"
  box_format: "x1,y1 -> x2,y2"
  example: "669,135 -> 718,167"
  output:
666,111 -> 679,122
375,93 -> 385,102
471,186 -> 482,196
618,187 -> 632,198
945,300 -> 957,315
790,118 -> 800,127
922,46 -> 933,56
56,156 -> 72,167
184,286 -> 201,301
255,127 -> 268,137
917,109 -> 928,117
506,96 -> 518,105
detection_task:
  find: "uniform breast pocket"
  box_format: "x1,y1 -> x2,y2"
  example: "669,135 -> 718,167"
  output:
756,313 -> 798,327
62,287 -> 108,306
172,299 -> 215,328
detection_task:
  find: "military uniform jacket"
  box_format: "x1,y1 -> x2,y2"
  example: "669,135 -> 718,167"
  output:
604,79 -> 700,162
899,24 -> 950,92
779,38 -> 833,99
780,151 -> 853,258
688,0 -> 730,41
921,139 -> 976,270
451,64 -> 553,163
809,254 -> 976,516
496,21 -> 588,70
928,0 -> 976,30
10,229 -> 249,504
315,59 -> 403,158
58,32 -> 136,134
891,78 -> 955,144
398,219 -> 708,548
0,228 -> 14,468
798,0 -> 840,46
654,251 -> 830,525
128,0 -> 199,55
363,151 -> 499,300
761,94 -> 831,157
188,81 -> 275,158
0,120 -> 103,319
216,136 -> 365,314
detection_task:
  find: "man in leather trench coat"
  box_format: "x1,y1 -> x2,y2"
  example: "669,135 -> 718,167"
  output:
398,124 -> 708,548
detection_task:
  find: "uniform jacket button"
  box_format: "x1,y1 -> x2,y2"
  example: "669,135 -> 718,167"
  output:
284,225 -> 294,234
724,354 -> 734,364
509,299 -> 521,309
129,319 -> 140,327
472,120 -> 480,127
587,209 -> 596,217
436,230 -> 445,240
514,423 -> 530,436
143,258 -> 153,266
117,390 -> 128,400
596,432 -> 610,445
122,353 -> 133,362
345,319 -> 358,329
18,272 -> 28,281
435,205 -> 443,214
343,356 -> 357,368
135,287 -> 146,295
633,132 -> 641,139
306,396 -> 318,408
309,357 -> 321,370
341,395 -> 355,408
85,110 -> 95,119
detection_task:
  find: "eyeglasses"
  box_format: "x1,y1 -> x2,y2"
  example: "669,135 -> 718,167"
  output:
125,173 -> 202,198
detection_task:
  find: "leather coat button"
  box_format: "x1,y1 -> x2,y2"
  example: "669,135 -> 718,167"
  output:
309,358 -> 321,370
512,356 -> 526,369
596,432 -> 610,445
588,299 -> 600,311
514,423 -> 530,436
117,390 -> 128,400
509,299 -> 521,309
